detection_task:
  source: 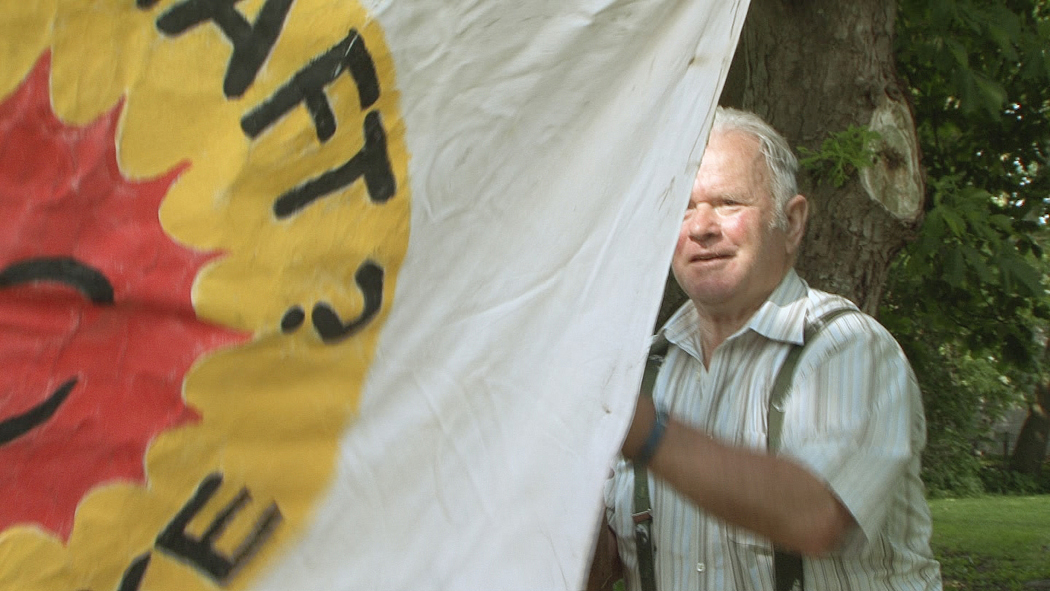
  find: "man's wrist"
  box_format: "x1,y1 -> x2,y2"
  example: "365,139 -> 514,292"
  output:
631,407 -> 669,466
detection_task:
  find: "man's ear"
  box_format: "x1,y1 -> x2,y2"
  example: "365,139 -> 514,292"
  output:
784,194 -> 808,255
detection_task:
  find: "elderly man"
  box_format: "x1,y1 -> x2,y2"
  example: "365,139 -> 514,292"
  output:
591,108 -> 941,591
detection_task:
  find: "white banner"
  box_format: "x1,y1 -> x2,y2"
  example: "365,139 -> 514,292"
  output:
0,1 -> 747,590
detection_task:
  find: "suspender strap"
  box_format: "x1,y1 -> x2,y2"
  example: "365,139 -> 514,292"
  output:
768,306 -> 857,591
767,307 -> 858,454
633,335 -> 667,591
632,460 -> 657,591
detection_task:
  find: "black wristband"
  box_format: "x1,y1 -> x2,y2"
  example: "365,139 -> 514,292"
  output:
633,407 -> 669,466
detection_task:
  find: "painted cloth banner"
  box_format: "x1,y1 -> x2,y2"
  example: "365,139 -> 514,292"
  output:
0,1 -> 748,589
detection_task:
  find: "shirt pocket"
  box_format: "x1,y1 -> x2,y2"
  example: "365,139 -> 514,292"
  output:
726,524 -> 774,556
726,524 -> 778,591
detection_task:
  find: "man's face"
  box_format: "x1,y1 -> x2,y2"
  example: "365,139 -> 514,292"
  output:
672,130 -> 798,318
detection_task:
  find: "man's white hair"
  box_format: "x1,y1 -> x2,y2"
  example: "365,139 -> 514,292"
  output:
710,107 -> 799,230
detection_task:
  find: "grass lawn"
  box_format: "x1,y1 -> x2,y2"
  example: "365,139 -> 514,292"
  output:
929,495 -> 1050,590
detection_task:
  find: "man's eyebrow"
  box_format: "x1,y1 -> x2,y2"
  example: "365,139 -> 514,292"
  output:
714,191 -> 752,202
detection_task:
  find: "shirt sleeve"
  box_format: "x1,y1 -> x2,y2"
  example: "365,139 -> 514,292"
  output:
779,313 -> 922,547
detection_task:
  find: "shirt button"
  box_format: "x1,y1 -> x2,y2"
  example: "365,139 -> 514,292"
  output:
696,562 -> 705,573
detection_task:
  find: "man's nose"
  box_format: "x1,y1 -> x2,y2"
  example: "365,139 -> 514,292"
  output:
686,204 -> 720,241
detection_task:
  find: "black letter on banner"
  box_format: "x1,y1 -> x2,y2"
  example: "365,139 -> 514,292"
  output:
312,261 -> 384,344
0,257 -> 114,305
156,473 -> 283,584
154,0 -> 293,98
136,0 -> 161,8
116,554 -> 151,591
273,110 -> 394,218
241,29 -> 380,142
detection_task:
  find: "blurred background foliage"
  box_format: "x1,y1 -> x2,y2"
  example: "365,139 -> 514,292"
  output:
885,0 -> 1050,495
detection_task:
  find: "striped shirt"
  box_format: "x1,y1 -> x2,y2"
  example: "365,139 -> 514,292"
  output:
605,270 -> 942,591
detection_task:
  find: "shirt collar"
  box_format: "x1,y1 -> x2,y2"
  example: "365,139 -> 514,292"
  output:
659,269 -> 809,356
745,268 -> 808,346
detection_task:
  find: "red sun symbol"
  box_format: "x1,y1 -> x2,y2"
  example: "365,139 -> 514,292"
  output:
0,53 -> 249,541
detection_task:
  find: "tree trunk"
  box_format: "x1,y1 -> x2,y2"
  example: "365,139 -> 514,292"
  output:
659,0 -> 924,325
1010,381 -> 1050,476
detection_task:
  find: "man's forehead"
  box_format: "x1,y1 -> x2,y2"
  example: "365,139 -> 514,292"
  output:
698,131 -> 768,189
705,129 -> 762,161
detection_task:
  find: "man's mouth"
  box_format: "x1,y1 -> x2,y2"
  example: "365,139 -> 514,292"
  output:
692,252 -> 730,262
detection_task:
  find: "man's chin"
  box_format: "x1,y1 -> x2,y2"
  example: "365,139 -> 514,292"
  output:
679,282 -> 740,308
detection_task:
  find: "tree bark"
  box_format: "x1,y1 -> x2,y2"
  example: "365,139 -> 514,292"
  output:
1010,381 -> 1050,476
659,0 -> 924,325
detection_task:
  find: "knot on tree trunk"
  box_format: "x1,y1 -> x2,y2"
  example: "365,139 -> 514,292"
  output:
860,95 -> 923,222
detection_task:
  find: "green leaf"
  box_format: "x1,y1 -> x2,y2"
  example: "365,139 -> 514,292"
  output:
797,126 -> 881,188
947,39 -> 971,68
961,246 -> 994,284
944,246 -> 967,288
939,206 -> 967,237
973,73 -> 1009,115
988,214 -> 1014,234
997,254 -> 1044,297
984,6 -> 1022,60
